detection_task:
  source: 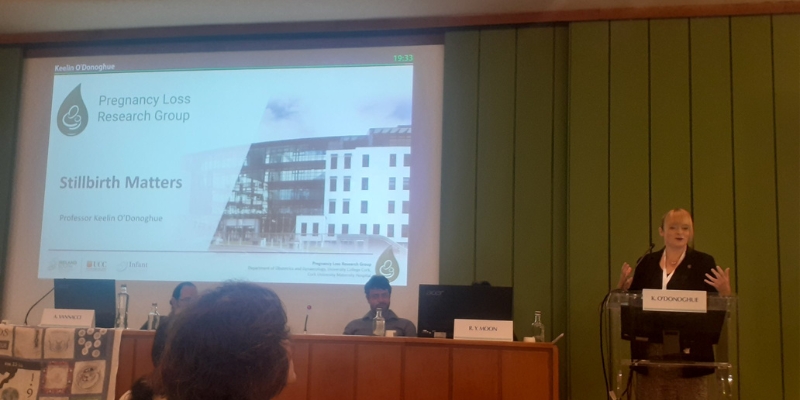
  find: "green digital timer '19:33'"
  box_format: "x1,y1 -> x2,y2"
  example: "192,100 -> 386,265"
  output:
394,54 -> 414,62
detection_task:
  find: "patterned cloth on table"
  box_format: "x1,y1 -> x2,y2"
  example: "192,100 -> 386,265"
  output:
0,324 -> 122,400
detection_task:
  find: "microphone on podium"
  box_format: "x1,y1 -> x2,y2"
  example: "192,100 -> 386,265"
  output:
612,242 -> 655,294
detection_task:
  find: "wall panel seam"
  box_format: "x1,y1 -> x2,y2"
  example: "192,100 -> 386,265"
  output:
511,28 -> 519,288
727,16 -> 740,396
688,18 -> 695,214
473,32 -> 482,283
565,26 -> 573,398
606,20 -> 612,291
768,15 -> 787,399
550,26 -> 557,336
647,20 -> 653,242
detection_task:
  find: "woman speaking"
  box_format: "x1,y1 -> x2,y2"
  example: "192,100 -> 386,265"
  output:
616,208 -> 732,400
618,208 -> 731,295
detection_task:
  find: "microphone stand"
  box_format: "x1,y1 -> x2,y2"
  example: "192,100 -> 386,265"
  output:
24,287 -> 55,325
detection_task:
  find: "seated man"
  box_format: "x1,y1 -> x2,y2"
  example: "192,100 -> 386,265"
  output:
142,282 -> 198,365
343,275 -> 416,336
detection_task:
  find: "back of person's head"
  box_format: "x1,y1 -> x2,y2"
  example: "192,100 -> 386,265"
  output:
171,282 -> 196,300
153,282 -> 290,400
129,377 -> 155,400
364,275 -> 391,295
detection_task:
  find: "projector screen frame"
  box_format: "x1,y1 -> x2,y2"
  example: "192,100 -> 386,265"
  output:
4,34 -> 444,335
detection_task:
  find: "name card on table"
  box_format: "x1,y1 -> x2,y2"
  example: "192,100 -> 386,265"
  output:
40,308 -> 95,328
642,289 -> 707,313
454,319 -> 514,341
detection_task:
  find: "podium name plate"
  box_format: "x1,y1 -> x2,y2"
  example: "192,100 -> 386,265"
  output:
642,289 -> 707,313
453,319 -> 513,341
40,308 -> 95,328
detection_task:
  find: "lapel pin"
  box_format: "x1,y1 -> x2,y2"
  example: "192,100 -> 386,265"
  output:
687,264 -> 692,269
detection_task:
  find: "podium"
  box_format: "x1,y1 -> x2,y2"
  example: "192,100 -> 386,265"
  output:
603,291 -> 737,400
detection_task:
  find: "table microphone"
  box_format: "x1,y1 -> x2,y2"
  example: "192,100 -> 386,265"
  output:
612,243 -> 654,293
303,305 -> 311,334
636,243 -> 656,266
24,287 -> 55,325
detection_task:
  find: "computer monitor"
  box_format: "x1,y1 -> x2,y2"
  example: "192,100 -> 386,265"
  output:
54,279 -> 116,328
417,284 -> 513,338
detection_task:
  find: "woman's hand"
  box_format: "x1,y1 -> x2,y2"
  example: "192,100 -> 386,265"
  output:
617,262 -> 633,290
704,266 -> 732,296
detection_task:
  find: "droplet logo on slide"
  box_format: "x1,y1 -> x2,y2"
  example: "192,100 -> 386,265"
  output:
375,246 -> 400,282
57,84 -> 89,136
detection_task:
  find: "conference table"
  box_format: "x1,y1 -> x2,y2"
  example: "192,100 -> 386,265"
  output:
116,331 -> 559,400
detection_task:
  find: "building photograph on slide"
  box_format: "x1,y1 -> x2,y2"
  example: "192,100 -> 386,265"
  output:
195,65 -> 413,284
206,126 -> 410,284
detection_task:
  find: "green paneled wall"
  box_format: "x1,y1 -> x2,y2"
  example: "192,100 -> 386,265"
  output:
440,23 -> 570,396
513,25 -> 570,398
609,20 -> 650,292
513,25 -> 554,349
0,47 -> 24,309
773,15 -> 800,400
442,14 -> 799,400
475,28 -> 516,287
649,20 -> 693,230
551,25 -> 569,400
730,16 -> 784,399
440,31 -> 480,285
567,21 -> 611,399
689,17 -> 740,397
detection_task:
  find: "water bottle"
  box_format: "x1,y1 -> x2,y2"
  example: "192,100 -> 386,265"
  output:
372,308 -> 386,336
147,303 -> 160,331
532,310 -> 545,342
115,284 -> 129,329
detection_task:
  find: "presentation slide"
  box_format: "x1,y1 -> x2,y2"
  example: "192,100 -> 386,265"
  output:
31,45 -> 443,286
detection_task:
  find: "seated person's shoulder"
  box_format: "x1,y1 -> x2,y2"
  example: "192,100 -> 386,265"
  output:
397,317 -> 416,337
383,312 -> 415,336
343,317 -> 368,335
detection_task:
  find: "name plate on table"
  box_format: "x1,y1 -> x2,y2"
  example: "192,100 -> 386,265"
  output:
642,289 -> 707,313
40,308 -> 95,328
454,319 -> 513,341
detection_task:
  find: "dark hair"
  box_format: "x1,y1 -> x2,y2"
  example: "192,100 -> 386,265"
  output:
171,282 -> 196,300
153,282 -> 290,400
364,275 -> 391,295
129,377 -> 154,400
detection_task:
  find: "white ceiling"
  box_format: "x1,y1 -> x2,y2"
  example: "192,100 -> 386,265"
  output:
0,0 -> 793,35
